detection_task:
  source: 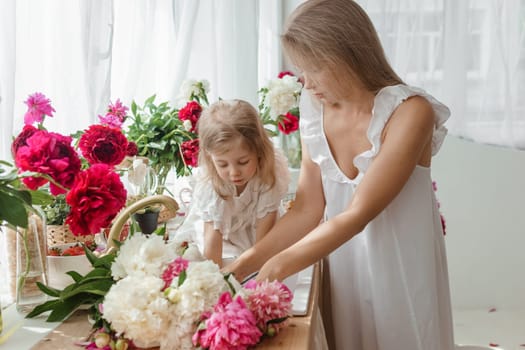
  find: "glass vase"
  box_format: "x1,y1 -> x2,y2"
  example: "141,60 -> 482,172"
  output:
15,208 -> 48,313
279,130 -> 301,169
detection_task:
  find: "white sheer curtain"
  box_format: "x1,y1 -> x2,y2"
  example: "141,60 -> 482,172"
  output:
0,0 -> 284,161
358,0 -> 525,149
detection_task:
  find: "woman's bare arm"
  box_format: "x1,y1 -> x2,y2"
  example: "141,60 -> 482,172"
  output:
256,96 -> 436,281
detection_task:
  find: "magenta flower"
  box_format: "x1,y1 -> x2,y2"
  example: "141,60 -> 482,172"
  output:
161,257 -> 189,290
99,99 -> 128,128
24,92 -> 55,125
192,292 -> 262,350
13,128 -> 81,195
244,280 -> 293,335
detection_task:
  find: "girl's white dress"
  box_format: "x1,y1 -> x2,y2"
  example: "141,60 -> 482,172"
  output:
176,151 -> 290,259
300,85 -> 455,350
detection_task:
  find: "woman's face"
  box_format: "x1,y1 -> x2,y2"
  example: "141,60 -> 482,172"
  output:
299,66 -> 341,104
209,137 -> 258,194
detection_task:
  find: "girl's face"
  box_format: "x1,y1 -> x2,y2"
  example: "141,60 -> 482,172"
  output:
209,137 -> 258,194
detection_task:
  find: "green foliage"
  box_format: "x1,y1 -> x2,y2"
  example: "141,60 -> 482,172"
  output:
126,95 -> 196,194
0,161 -> 53,228
26,245 -> 116,329
41,194 -> 70,225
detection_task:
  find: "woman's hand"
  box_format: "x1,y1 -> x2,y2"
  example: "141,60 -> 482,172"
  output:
255,254 -> 287,282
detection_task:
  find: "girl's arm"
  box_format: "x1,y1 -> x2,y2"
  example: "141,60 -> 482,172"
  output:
255,210 -> 278,242
256,96 -> 436,281
203,221 -> 223,267
223,141 -> 326,281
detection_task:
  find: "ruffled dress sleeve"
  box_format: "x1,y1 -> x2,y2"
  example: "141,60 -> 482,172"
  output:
255,149 -> 290,218
190,169 -> 225,231
300,84 -> 450,183
354,84 -> 450,175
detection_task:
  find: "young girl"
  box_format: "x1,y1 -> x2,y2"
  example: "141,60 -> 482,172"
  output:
175,99 -> 290,268
225,0 -> 456,349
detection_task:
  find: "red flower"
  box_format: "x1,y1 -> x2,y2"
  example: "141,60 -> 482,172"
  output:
126,141 -> 138,157
277,71 -> 295,79
278,112 -> 299,135
13,128 -> 81,195
11,125 -> 38,156
79,125 -> 129,167
65,163 -> 127,236
181,139 -> 199,167
178,101 -> 202,132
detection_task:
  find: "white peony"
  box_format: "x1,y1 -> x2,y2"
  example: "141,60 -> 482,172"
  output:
111,234 -> 176,280
176,79 -> 210,107
264,75 -> 303,118
103,275 -> 170,348
173,260 -> 229,319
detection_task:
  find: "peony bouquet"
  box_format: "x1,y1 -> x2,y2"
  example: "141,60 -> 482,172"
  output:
124,80 -> 207,196
258,71 -> 304,168
82,233 -> 293,350
11,93 -> 135,236
258,71 -> 303,137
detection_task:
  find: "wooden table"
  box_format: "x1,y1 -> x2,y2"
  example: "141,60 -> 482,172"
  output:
30,262 -> 323,350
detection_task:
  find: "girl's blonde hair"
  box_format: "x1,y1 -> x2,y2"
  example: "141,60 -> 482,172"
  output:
281,0 -> 404,94
197,99 -> 276,199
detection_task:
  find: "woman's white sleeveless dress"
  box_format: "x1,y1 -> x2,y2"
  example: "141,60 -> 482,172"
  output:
300,84 -> 455,350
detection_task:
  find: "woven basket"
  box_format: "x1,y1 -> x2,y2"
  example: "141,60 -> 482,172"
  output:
47,225 -> 96,247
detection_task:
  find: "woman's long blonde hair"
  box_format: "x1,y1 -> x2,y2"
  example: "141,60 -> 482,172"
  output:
281,0 -> 404,94
197,99 -> 276,199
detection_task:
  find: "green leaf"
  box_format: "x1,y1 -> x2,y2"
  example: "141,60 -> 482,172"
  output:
0,191 -> 28,227
46,297 -> 89,322
26,298 -> 62,318
36,282 -> 62,298
82,267 -> 112,280
30,189 -> 55,206
59,279 -> 114,300
65,270 -> 84,283
177,269 -> 187,287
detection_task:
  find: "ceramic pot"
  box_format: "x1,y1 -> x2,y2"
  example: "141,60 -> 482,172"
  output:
133,211 -> 160,235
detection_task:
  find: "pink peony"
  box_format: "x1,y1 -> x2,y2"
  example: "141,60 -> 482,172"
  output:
13,128 -> 81,195
65,163 -> 127,236
23,92 -> 55,125
161,257 -> 189,290
192,292 -> 262,350
98,99 -> 128,128
244,280 -> 293,335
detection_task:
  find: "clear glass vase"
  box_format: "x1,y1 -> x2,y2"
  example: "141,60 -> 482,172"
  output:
15,208 -> 48,313
279,130 -> 301,169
